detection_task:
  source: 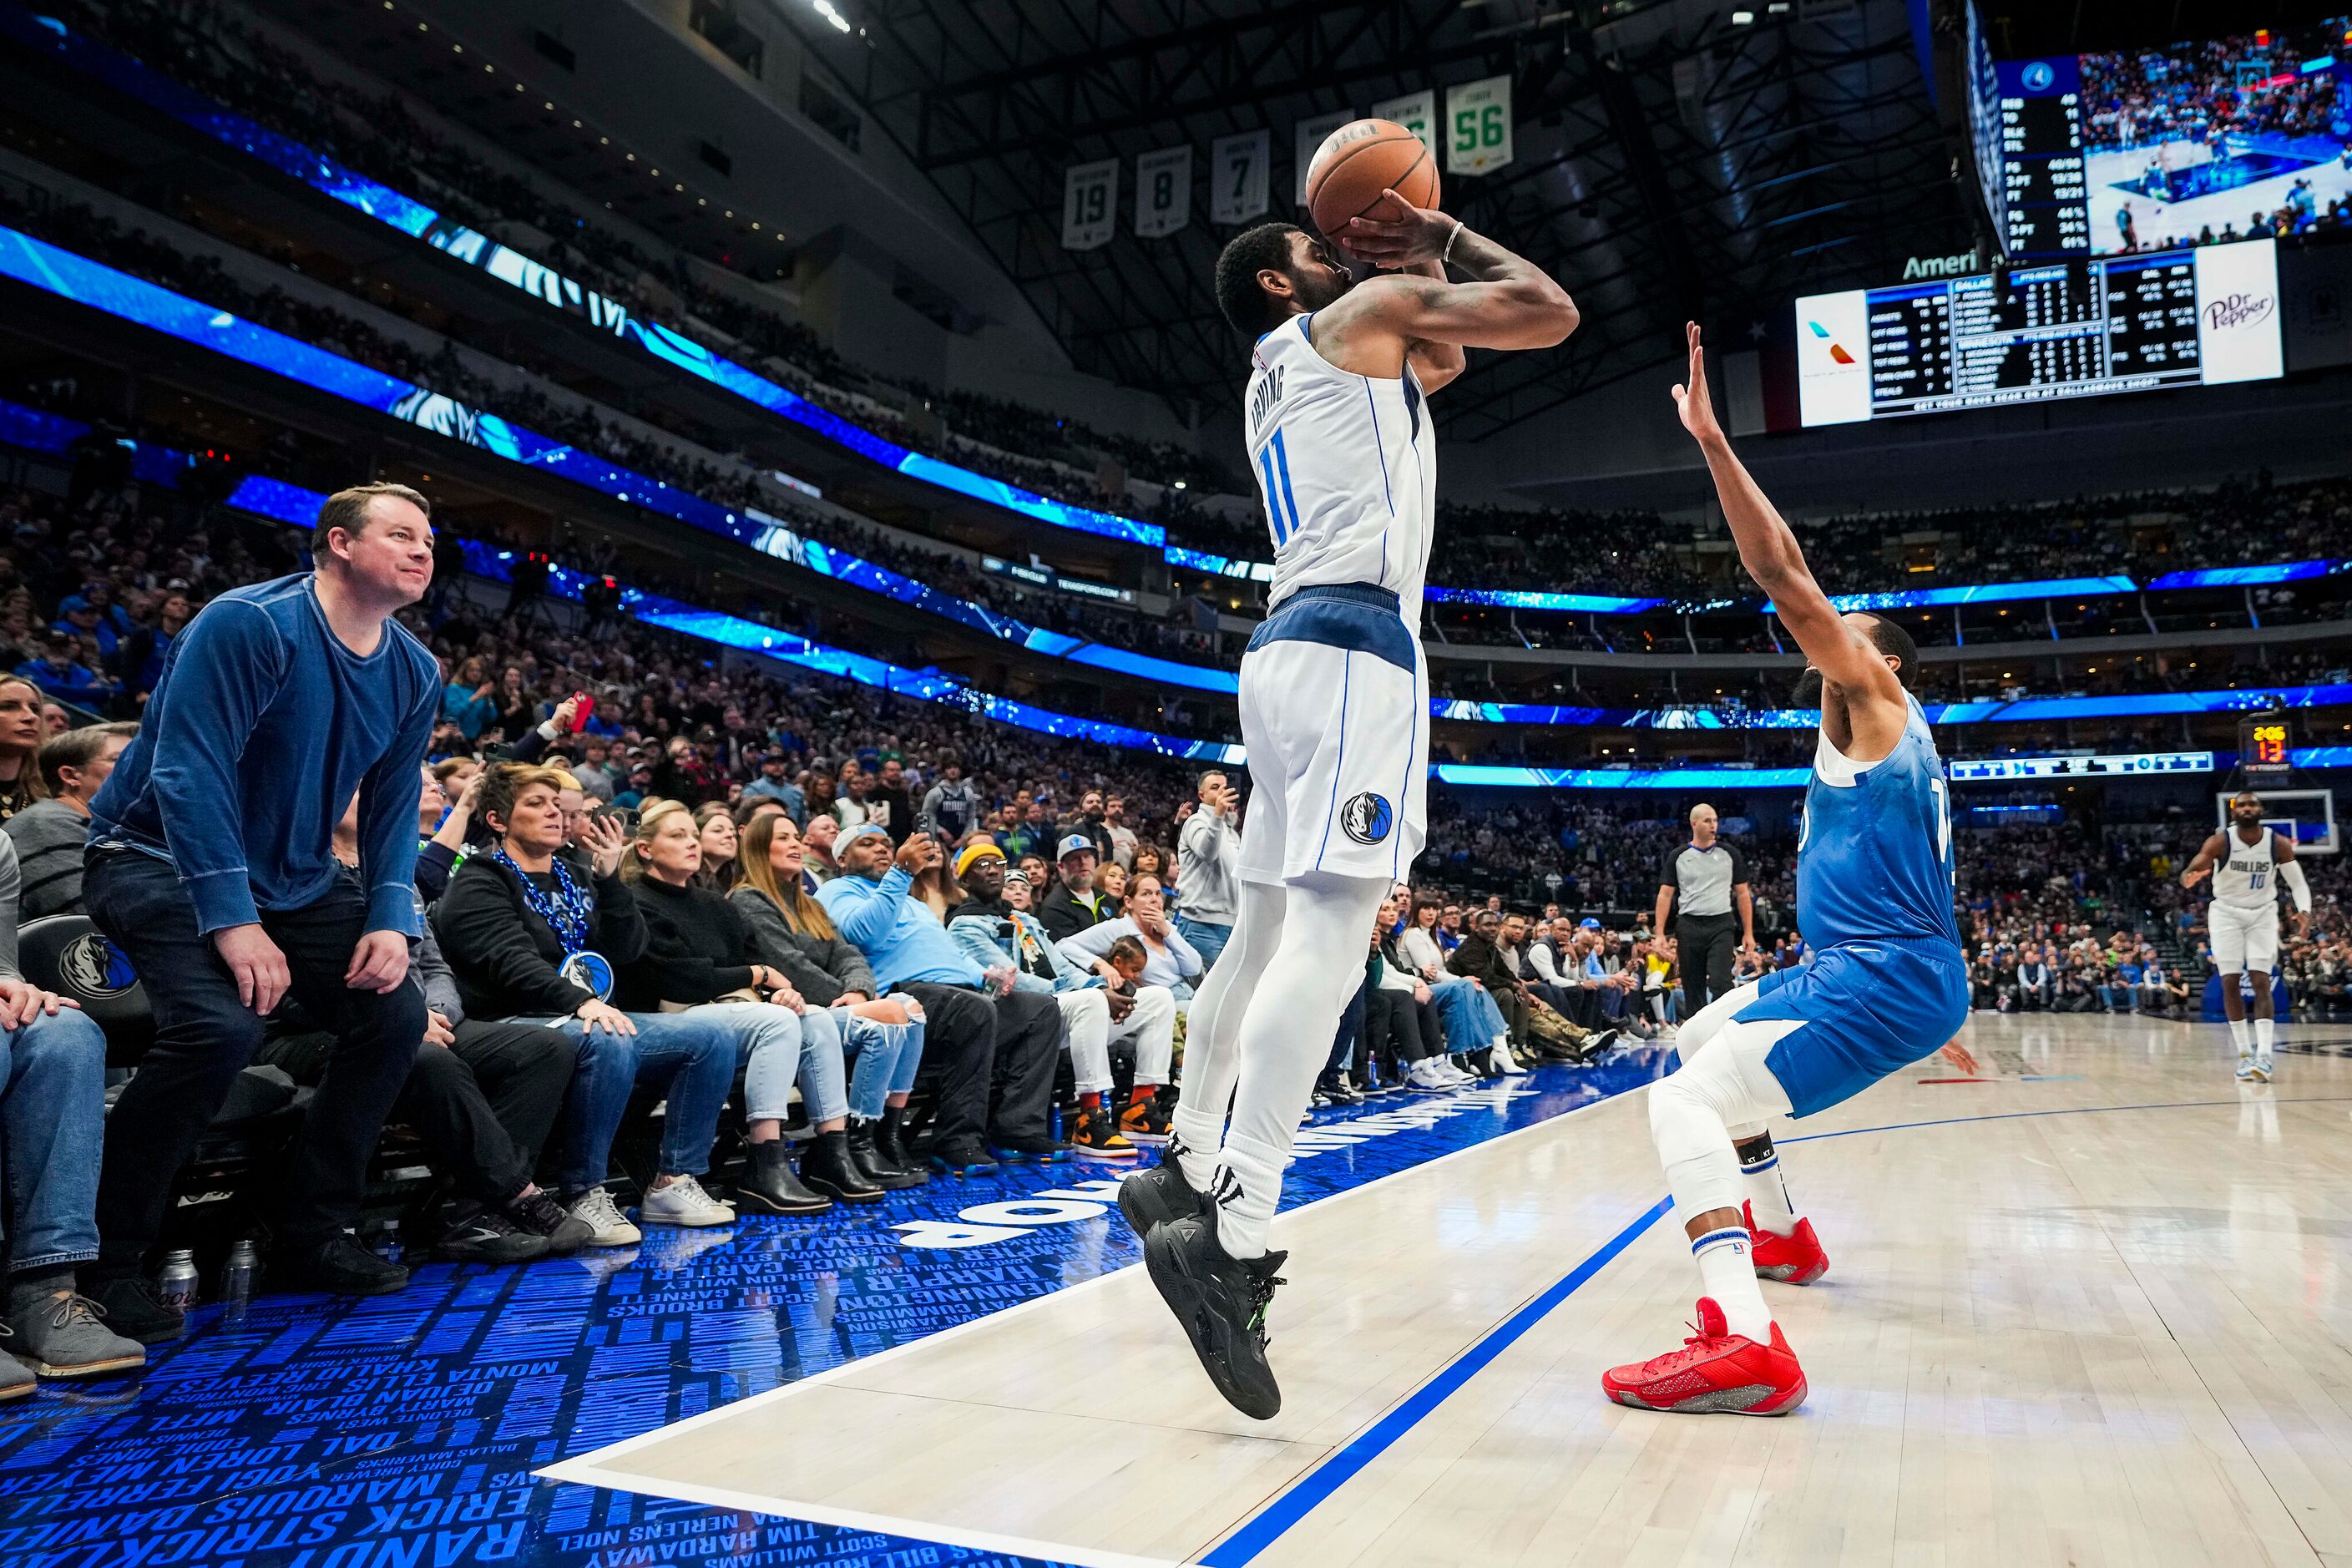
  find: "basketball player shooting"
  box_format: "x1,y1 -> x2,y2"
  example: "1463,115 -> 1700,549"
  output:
2181,791 -> 2309,1081
1598,324 -> 1973,1417
1118,142 -> 1578,1420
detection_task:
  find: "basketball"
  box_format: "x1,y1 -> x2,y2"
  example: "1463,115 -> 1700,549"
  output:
1306,118 -> 1440,240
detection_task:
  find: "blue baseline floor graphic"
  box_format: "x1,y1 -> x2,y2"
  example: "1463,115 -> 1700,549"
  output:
0,1052 -> 1671,1568
1199,1195 -> 1677,1567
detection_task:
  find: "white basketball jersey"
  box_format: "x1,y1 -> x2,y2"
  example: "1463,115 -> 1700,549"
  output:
1244,312 -> 1438,621
2211,827 -> 2279,911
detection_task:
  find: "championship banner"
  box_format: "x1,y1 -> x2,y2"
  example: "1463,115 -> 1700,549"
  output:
1371,89 -> 1438,161
1293,109 -> 1353,204
1444,75 -> 1513,175
1210,129 -> 1270,225
1061,158 -> 1118,250
1134,146 -> 1192,239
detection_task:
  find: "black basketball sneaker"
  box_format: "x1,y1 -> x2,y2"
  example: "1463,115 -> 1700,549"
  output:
1117,1135 -> 1205,1235
1144,1201 -> 1287,1420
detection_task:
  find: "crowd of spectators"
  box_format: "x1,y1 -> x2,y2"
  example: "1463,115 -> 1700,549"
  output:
1957,815 -> 2352,1018
10,180 -> 2351,698
0,462 -> 2341,1393
48,0 -> 1241,514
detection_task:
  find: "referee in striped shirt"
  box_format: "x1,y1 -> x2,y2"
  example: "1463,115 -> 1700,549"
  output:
1653,802 -> 1755,1010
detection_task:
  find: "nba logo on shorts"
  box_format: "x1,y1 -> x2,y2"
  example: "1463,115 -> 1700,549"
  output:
1341,792 -> 1393,845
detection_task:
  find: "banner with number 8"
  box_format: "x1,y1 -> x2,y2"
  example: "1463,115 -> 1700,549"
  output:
1135,146 -> 1192,239
1444,75 -> 1514,175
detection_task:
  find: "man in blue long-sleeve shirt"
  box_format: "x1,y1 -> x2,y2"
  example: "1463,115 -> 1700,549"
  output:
83,483 -> 439,1335
817,825 -> 1064,1174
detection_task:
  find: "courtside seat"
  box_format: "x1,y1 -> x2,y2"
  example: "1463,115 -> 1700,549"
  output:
18,913 -> 155,1066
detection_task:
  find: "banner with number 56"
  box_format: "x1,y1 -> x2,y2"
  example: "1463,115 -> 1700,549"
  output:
1444,75 -> 1513,175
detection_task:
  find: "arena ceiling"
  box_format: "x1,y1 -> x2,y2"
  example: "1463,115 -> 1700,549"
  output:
773,0 -> 1978,440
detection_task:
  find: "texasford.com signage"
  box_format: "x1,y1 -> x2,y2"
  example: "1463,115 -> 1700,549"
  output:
980,555 -> 1136,605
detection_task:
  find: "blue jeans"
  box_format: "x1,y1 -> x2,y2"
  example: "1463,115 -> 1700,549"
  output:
841,1009 -> 923,1120
2,1008 -> 107,1274
1428,975 -> 1505,1052
540,1012 -> 738,1193
690,1000 -> 844,1125
1176,917 -> 1232,974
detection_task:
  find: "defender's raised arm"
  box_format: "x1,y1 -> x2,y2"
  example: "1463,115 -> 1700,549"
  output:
1671,322 -> 1907,753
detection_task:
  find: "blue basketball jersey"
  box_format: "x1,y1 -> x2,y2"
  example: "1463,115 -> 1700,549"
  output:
1794,695 -> 1961,951
1726,695 -> 1968,1119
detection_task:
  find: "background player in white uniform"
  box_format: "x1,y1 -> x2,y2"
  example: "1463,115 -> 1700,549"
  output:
1119,190 -> 1578,1420
2182,792 -> 2310,1080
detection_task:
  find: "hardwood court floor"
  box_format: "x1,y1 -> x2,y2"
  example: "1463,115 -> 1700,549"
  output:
547,1014 -> 2352,1568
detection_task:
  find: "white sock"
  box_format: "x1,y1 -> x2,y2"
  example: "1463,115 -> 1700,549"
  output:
1692,1227 -> 1772,1341
2255,1017 -> 2275,1054
2228,1017 -> 2253,1054
1171,1105 -> 1225,1193
1738,1138 -> 1800,1238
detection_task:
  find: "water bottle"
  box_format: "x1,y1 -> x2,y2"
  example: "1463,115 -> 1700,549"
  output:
155,1250 -> 199,1311
219,1239 -> 259,1305
372,1221 -> 403,1267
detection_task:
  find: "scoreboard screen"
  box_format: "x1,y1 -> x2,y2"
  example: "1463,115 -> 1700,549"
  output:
2241,715 -> 2292,778
1965,11 -> 2352,260
1792,238 -> 2281,427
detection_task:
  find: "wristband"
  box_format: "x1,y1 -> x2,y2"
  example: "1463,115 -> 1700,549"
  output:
1440,220 -> 1466,266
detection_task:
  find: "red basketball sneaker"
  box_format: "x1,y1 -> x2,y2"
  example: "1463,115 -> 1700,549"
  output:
1743,1201 -> 1830,1285
1601,1297 -> 1807,1416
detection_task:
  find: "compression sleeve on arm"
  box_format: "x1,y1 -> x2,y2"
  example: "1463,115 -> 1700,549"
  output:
2281,857 -> 2312,914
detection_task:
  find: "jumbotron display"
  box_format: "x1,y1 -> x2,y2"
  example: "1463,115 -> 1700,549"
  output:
1792,237 -> 2281,427
1970,11 -> 2350,259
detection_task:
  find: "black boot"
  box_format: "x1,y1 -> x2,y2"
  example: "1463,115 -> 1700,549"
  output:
736,1140 -> 832,1216
877,1103 -> 918,1170
800,1130 -> 885,1204
848,1117 -> 928,1191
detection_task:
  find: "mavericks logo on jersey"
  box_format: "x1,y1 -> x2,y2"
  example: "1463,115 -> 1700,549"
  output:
1340,792 -> 1394,846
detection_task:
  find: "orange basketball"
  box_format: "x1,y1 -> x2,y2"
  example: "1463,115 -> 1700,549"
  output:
1305,118 -> 1440,241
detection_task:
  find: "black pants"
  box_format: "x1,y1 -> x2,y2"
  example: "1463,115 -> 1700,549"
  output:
894,983 -> 1060,1144
257,1017 -> 574,1205
1677,913 -> 1741,1009
86,848 -> 426,1270
1328,978 -> 1368,1075
1367,988 -> 1444,1070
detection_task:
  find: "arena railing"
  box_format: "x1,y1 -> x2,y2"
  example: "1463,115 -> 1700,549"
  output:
0,3 -> 1168,550
53,2 -> 2334,624
13,394 -> 2343,793
16,8 -> 2345,650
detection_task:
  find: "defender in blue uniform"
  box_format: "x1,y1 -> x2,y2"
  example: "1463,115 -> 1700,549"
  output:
1601,326 -> 1972,1418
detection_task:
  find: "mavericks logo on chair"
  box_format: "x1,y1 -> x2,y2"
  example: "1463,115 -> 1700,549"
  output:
1340,792 -> 1393,846
59,933 -> 138,999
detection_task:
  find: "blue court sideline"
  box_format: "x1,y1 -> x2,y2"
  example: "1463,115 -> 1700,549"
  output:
0,1053 -> 1672,1568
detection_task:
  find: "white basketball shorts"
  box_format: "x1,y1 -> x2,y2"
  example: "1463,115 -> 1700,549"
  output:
2209,901 -> 2279,974
1235,583 -> 1428,886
